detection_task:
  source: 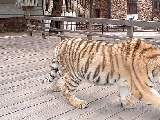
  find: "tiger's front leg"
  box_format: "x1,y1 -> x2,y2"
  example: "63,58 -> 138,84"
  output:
63,85 -> 88,109
61,75 -> 88,109
119,86 -> 135,107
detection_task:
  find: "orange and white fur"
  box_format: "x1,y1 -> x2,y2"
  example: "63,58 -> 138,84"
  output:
48,38 -> 160,109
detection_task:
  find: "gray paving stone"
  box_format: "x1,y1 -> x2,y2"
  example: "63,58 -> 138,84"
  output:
0,34 -> 160,120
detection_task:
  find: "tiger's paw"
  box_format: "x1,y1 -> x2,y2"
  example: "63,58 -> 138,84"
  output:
68,96 -> 88,109
51,83 -> 61,92
121,98 -> 135,107
71,99 -> 88,109
125,98 -> 135,106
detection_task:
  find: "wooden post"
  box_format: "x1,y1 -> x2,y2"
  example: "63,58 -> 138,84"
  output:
87,22 -> 92,40
42,20 -> 46,39
27,16 -> 32,36
126,26 -> 133,38
28,26 -> 32,36
60,21 -> 65,41
102,24 -> 104,34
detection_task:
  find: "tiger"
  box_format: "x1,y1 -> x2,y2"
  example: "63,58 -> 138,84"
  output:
48,37 -> 160,109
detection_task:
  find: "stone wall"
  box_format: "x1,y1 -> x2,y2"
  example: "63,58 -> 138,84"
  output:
153,2 -> 160,21
111,0 -> 127,19
93,0 -> 154,21
93,0 -> 115,19
137,0 -> 153,21
93,0 -> 128,19
110,0 -> 154,20
0,17 -> 28,32
153,9 -> 160,21
93,0 -> 110,18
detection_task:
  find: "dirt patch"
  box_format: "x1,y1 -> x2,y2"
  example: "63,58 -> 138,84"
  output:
0,32 -> 28,37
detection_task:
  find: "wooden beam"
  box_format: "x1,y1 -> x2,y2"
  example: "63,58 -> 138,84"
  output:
25,16 -> 160,39
25,16 -> 160,29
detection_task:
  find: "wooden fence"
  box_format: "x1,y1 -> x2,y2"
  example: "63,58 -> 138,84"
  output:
25,15 -> 160,40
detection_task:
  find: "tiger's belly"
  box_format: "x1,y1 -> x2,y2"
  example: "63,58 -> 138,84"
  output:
76,65 -> 126,86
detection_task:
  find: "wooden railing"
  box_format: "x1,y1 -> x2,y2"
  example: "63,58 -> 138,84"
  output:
25,15 -> 160,40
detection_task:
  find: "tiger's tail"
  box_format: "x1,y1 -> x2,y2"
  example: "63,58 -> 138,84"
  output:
50,59 -> 59,80
50,46 -> 61,81
43,46 -> 60,83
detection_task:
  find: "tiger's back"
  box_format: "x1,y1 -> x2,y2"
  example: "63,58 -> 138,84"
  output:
50,38 -> 160,109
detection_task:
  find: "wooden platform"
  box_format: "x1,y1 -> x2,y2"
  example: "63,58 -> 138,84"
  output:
0,35 -> 160,120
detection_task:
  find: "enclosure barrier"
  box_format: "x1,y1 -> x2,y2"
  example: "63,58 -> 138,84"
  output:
25,15 -> 160,40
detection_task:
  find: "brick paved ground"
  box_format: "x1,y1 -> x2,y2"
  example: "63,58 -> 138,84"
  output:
0,33 -> 160,120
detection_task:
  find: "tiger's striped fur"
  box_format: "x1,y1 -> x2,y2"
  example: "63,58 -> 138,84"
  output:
50,37 -> 160,109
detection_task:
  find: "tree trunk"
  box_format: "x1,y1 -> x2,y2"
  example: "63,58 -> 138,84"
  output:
50,0 -> 63,33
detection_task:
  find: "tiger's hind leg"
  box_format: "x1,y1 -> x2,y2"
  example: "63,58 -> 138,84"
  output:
61,74 -> 88,109
119,86 -> 135,107
42,75 -> 61,92
51,77 -> 64,92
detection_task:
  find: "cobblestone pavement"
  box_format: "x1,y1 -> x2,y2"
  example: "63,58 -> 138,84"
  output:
0,33 -> 160,120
